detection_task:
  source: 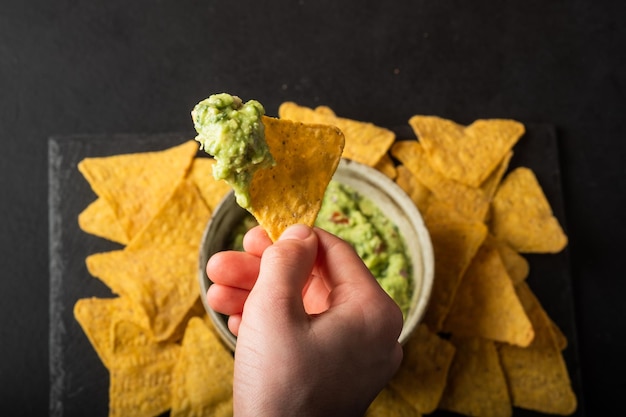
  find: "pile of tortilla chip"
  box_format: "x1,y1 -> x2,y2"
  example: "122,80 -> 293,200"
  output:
74,140 -> 235,417
74,102 -> 577,417
281,104 -> 576,417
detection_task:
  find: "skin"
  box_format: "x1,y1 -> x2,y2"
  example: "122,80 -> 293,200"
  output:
206,224 -> 404,417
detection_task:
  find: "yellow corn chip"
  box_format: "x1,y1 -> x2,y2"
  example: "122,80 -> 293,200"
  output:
394,165 -> 431,214
491,167 -> 568,253
366,387 -> 421,417
484,234 -> 529,285
279,101 -> 395,167
248,116 -> 344,241
170,317 -> 234,417
187,157 -> 231,211
77,140 -> 198,239
481,150 -> 513,202
391,141 -> 490,222
78,198 -> 129,245
421,202 -> 488,330
498,283 -> 577,415
439,336 -> 512,417
409,115 -> 525,187
389,324 -> 456,414
375,153 -> 398,179
108,320 -> 180,417
127,178 -> 210,252
442,245 -> 535,347
73,296 -> 148,369
86,244 -> 199,342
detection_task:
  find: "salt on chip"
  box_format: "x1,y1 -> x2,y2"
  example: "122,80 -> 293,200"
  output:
409,115 -> 524,187
366,387 -> 421,417
78,198 -> 129,245
187,157 -> 231,211
421,201 -> 488,330
248,116 -> 344,241
442,244 -> 534,347
389,324 -> 456,414
391,141 -> 490,222
170,317 -> 234,417
498,283 -> 577,415
279,101 -> 395,167
490,167 -> 568,253
439,336 -> 512,417
86,244 -> 199,342
77,140 -> 198,240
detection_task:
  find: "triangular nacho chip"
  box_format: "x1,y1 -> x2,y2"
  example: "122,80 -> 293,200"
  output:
279,101 -> 394,167
170,317 -> 234,417
490,167 -> 568,253
409,115 -> 524,187
248,116 -> 344,241
77,140 -> 198,239
439,336 -> 512,417
442,244 -> 535,347
78,197 -> 129,245
187,157 -> 231,211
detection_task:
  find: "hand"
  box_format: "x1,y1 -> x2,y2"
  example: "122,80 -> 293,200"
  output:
206,224 -> 404,417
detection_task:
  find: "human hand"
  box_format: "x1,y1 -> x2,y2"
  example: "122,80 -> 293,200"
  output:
206,224 -> 403,417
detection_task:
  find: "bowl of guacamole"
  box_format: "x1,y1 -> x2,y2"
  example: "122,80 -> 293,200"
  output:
198,158 -> 434,351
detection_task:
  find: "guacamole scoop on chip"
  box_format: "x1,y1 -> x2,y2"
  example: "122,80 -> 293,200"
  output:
192,93 -> 275,208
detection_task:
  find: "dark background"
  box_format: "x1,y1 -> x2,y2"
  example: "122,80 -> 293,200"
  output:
2,0 -> 625,415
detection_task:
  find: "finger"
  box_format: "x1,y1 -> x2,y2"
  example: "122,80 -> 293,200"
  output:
227,314 -> 242,336
206,284 -> 250,316
206,250 -> 261,290
242,225 -> 273,256
248,224 -> 318,320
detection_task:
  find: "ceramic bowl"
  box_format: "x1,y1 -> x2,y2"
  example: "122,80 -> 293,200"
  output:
198,158 -> 434,351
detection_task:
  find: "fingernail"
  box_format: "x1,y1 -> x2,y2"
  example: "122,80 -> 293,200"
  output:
279,224 -> 312,241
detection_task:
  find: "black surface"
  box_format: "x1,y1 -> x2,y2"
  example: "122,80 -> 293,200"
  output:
49,126 -> 582,416
2,0 -> 625,415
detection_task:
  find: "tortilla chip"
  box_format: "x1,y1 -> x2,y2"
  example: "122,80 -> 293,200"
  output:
366,387 -> 421,417
481,150 -> 513,204
78,198 -> 129,245
279,101 -> 395,167
375,153 -> 398,179
108,320 -> 180,417
170,317 -> 233,417
498,283 -> 577,415
421,202 -> 488,330
442,245 -> 535,347
77,140 -> 198,239
439,336 -> 512,417
491,167 -> 568,253
248,116 -> 344,241
394,165 -> 431,214
86,244 -> 199,342
73,297 -> 148,369
187,157 -> 231,211
126,178 -> 211,252
409,115 -> 524,187
389,324 -> 456,414
391,141 -> 490,222
484,234 -> 529,285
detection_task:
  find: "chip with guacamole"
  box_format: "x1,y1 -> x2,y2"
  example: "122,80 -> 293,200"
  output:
192,93 -> 345,241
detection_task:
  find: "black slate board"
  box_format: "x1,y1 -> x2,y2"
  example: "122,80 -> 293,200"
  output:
49,126 -> 584,416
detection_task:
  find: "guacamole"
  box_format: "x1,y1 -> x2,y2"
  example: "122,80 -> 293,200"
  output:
192,93 -> 275,208
229,181 -> 413,317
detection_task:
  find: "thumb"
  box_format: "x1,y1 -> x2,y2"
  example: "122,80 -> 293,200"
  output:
249,224 -> 318,321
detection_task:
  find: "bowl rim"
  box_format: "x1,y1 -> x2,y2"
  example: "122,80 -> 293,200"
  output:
198,158 -> 434,350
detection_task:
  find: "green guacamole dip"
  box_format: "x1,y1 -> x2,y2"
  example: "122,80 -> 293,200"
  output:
230,181 -> 413,317
192,93 -> 275,208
